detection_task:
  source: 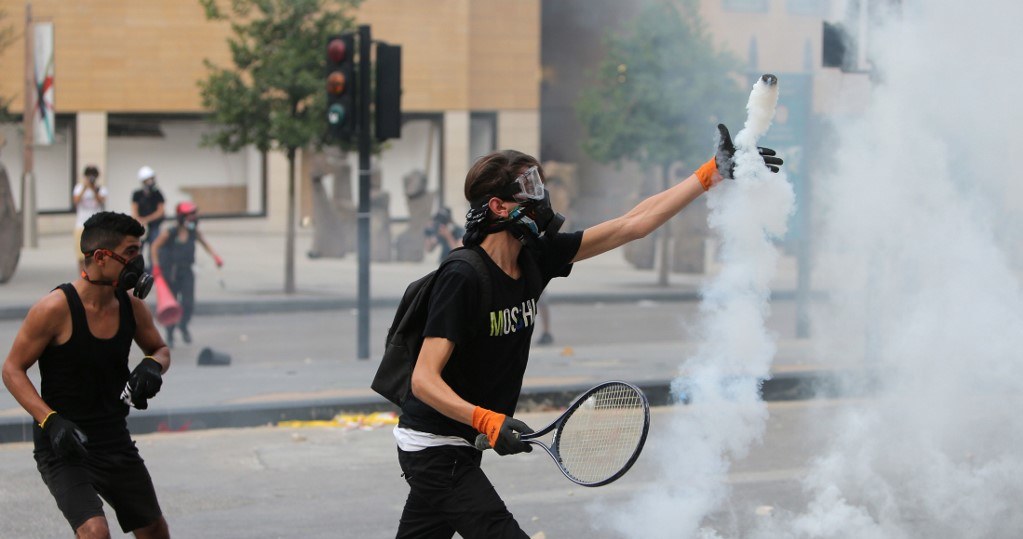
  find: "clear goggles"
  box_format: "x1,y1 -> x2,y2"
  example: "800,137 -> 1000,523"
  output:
509,166 -> 545,202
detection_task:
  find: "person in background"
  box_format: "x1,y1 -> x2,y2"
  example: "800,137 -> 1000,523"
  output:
424,207 -> 464,263
73,165 -> 108,272
131,166 -> 165,268
151,202 -> 223,348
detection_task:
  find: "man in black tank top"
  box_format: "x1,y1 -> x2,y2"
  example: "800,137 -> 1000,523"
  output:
2,211 -> 172,538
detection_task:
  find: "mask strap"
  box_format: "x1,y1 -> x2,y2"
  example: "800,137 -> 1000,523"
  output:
81,270 -> 116,287
82,249 -> 124,287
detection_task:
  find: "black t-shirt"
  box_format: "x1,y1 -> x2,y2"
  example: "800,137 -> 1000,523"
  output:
131,187 -> 165,229
398,230 -> 583,441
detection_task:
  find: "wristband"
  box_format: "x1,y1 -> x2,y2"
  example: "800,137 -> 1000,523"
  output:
694,157 -> 719,191
39,411 -> 57,429
471,406 -> 506,447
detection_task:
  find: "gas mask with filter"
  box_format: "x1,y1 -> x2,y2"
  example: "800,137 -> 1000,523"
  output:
82,249 -> 154,299
469,165 -> 565,245
503,166 -> 565,239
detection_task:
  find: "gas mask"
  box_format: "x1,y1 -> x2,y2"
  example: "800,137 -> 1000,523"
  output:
83,249 -> 154,299
463,166 -> 566,247
498,166 -> 565,241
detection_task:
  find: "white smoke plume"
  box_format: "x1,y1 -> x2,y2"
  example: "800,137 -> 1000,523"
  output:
597,1 -> 1023,537
598,76 -> 795,539
750,1 -> 1023,537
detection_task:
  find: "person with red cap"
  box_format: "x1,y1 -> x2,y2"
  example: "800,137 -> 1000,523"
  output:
150,201 -> 223,348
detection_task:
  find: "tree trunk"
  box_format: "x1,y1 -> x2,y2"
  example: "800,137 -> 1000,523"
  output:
284,147 -> 297,294
657,162 -> 672,287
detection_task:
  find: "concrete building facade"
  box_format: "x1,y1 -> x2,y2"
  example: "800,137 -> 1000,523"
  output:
0,0 -> 540,236
0,0 -> 862,263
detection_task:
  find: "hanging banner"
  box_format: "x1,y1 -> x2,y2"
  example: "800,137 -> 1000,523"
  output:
33,22 -> 55,146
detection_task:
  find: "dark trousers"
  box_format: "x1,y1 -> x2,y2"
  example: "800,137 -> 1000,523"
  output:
396,445 -> 528,539
166,266 -> 195,331
142,222 -> 161,271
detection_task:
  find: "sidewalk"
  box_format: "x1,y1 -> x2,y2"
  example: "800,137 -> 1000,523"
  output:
0,228 -> 802,318
0,229 -> 843,443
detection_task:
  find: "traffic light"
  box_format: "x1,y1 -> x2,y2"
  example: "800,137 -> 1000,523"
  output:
375,42 -> 402,141
326,33 -> 356,139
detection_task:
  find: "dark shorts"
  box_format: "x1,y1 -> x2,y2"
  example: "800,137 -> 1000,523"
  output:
34,438 -> 163,533
396,445 -> 528,539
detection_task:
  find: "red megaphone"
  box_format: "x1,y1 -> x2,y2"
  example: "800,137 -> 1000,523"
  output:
154,273 -> 182,326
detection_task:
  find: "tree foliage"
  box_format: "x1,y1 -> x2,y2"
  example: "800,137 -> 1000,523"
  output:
197,0 -> 361,154
197,0 -> 362,294
576,0 -> 745,171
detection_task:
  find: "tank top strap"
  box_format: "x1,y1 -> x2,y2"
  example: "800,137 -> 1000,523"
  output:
54,283 -> 86,345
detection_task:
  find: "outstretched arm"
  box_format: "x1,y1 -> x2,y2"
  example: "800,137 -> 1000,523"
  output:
573,124 -> 782,264
573,173 -> 707,263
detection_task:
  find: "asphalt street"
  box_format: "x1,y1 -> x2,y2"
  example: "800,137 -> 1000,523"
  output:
0,300 -> 818,421
0,399 -> 837,539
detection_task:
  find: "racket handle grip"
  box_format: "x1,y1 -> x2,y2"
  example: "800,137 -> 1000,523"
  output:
474,433 -> 491,451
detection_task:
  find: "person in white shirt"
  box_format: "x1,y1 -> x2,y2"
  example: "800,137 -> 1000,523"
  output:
73,165 -> 108,272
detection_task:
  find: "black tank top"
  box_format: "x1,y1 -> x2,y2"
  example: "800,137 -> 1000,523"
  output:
35,283 -> 135,443
162,225 -> 197,267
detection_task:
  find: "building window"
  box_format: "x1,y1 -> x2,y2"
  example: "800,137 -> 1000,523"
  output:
722,0 -> 769,13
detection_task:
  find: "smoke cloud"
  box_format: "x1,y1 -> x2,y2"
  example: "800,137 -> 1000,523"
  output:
754,1 -> 1023,537
597,1 -> 1023,537
597,77 -> 795,539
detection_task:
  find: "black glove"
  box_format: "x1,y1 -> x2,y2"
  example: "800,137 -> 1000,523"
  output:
127,357 -> 163,410
715,124 -> 784,179
494,417 -> 534,456
42,413 -> 88,461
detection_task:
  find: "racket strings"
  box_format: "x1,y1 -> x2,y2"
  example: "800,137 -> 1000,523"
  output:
555,384 -> 646,484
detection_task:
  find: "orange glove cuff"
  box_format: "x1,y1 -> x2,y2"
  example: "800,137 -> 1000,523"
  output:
694,157 -> 719,191
471,406 -> 506,448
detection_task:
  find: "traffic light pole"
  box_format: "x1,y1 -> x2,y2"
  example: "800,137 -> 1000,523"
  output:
356,24 -> 372,360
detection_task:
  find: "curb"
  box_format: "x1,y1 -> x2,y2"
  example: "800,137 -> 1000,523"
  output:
0,368 -> 871,444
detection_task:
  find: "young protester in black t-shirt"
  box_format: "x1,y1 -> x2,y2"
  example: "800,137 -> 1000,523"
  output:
2,211 -> 172,538
393,125 -> 782,538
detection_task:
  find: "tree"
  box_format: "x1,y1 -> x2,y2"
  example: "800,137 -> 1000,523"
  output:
198,0 -> 361,294
576,0 -> 745,285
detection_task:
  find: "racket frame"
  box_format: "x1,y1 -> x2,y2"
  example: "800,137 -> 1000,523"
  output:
522,380 -> 651,487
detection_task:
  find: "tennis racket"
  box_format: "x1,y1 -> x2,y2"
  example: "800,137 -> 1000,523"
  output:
475,380 -> 650,487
